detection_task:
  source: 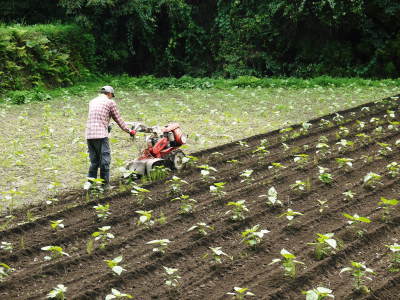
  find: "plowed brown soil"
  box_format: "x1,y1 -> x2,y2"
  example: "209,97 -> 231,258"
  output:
1,95 -> 400,300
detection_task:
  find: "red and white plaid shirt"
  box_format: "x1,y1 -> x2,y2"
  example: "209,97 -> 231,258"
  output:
85,94 -> 130,139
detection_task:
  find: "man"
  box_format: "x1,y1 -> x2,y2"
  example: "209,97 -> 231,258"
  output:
85,85 -> 135,188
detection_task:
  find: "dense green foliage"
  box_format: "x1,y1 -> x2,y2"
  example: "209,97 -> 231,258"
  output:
0,24 -> 96,99
59,0 -> 400,78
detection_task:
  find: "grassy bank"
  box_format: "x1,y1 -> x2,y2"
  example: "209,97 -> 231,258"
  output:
0,76 -> 399,210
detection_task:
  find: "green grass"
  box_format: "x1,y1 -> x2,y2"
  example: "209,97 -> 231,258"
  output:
0,76 -> 399,210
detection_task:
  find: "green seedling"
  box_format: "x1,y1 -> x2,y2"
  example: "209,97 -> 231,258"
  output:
136,210 -> 155,228
302,286 -> 334,300
237,141 -> 249,148
332,113 -> 344,124
0,242 -> 13,253
336,139 -> 354,152
227,159 -> 239,164
146,239 -> 171,254
279,208 -> 303,226
252,145 -> 269,159
198,164 -> 217,182
210,182 -> 227,200
131,185 -> 151,205
147,165 -> 170,182
316,200 -> 329,213
356,133 -> 372,145
300,122 -> 312,134
104,256 -> 126,276
163,266 -> 181,288
377,142 -> 392,157
182,155 -> 199,167
187,222 -> 214,236
119,166 -> 139,182
340,261 -> 375,294
280,127 -> 294,141
171,195 -> 197,214
91,226 -> 115,249
268,162 -> 286,174
0,262 -> 14,281
316,143 -> 331,157
84,178 -> 104,197
377,197 -> 399,222
239,169 -> 254,184
46,197 -> 59,205
336,126 -> 349,138
356,120 -> 366,131
335,158 -> 353,171
386,110 -> 396,119
50,220 -> 64,230
281,143 -> 290,151
318,166 -> 333,185
204,246 -> 233,264
386,162 -> 400,177
363,172 -> 382,189
388,120 -> 400,131
47,284 -> 67,300
373,126 -> 384,136
105,288 -> 133,300
93,203 -> 111,220
308,233 -> 337,260
319,118 -> 332,129
343,213 -> 371,237
293,154 -> 309,169
290,180 -> 307,193
226,200 -> 249,221
241,224 -> 270,248
226,287 -> 255,299
343,190 -> 355,201
41,246 -> 70,261
259,186 -> 283,207
167,175 -> 188,196
385,243 -> 400,272
269,248 -> 304,278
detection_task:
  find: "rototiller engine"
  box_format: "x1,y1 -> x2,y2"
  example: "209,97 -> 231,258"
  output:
125,122 -> 187,177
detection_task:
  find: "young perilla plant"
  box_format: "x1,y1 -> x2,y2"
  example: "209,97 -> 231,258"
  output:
226,200 -> 249,221
269,248 -> 304,278
363,172 -> 382,189
342,213 -> 371,237
279,208 -> 303,226
136,210 -> 155,228
386,162 -> 400,177
91,226 -> 115,249
0,262 -> 14,281
187,222 -> 214,236
104,256 -> 126,276
241,224 -> 270,248
204,246 -> 233,265
317,166 -> 333,185
239,169 -> 254,184
47,284 -> 67,300
340,261 -> 375,294
209,182 -> 227,201
41,246 -> 70,261
385,243 -> 400,272
50,220 -> 64,231
307,233 -> 337,260
167,175 -> 188,196
335,157 -> 353,171
146,239 -> 171,254
226,287 -> 255,299
259,186 -> 283,207
343,190 -> 356,201
293,154 -> 309,169
171,195 -> 197,214
198,164 -> 217,183
0,242 -> 13,253
163,266 -> 181,288
105,289 -> 133,300
377,197 -> 399,222
302,286 -> 334,300
131,185 -> 151,205
377,142 -> 392,157
93,203 -> 111,220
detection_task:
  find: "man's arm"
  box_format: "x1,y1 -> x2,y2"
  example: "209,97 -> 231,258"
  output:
109,101 -> 130,133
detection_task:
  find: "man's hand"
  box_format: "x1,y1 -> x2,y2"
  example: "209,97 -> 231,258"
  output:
129,130 -> 136,137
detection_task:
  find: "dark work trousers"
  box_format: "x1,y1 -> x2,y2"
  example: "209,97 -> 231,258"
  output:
87,138 -> 111,185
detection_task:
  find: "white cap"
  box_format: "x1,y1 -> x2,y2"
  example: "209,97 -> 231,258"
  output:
100,85 -> 115,97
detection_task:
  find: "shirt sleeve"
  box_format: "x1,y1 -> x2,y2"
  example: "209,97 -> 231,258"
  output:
109,101 -> 130,133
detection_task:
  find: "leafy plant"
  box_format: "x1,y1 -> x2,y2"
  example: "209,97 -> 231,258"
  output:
307,233 -> 337,260
104,256 -> 126,276
91,226 -> 115,249
269,249 -> 304,278
336,126 -> 349,138
50,219 -> 64,230
342,213 -> 371,237
343,190 -> 356,201
241,224 -> 270,248
47,284 -> 67,299
316,199 -> 329,213
259,186 -> 282,206
290,180 -> 307,193
136,210 -> 155,228
386,162 -> 400,177
171,195 -> 197,214
340,261 -> 375,294
167,176 -> 188,196
131,185 -> 151,205
226,287 -> 255,299
302,286 -> 334,300
163,266 -> 181,288
377,142 -> 392,157
293,154 -> 309,169
268,162 -> 286,174
336,139 -> 354,152
226,200 -> 249,221
146,239 -> 171,254
318,166 -> 333,184
0,262 -> 14,281
93,203 -> 111,220
0,242 -> 13,253
187,222 -> 214,236
198,164 -> 217,182
105,288 -> 133,300
210,182 -> 227,200
363,172 -> 382,189
385,243 -> 400,272
239,169 -> 254,184
335,157 -> 353,171
316,142 -> 331,157
205,246 -> 232,264
377,197 -> 399,222
41,245 -> 70,261
279,208 -> 303,226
